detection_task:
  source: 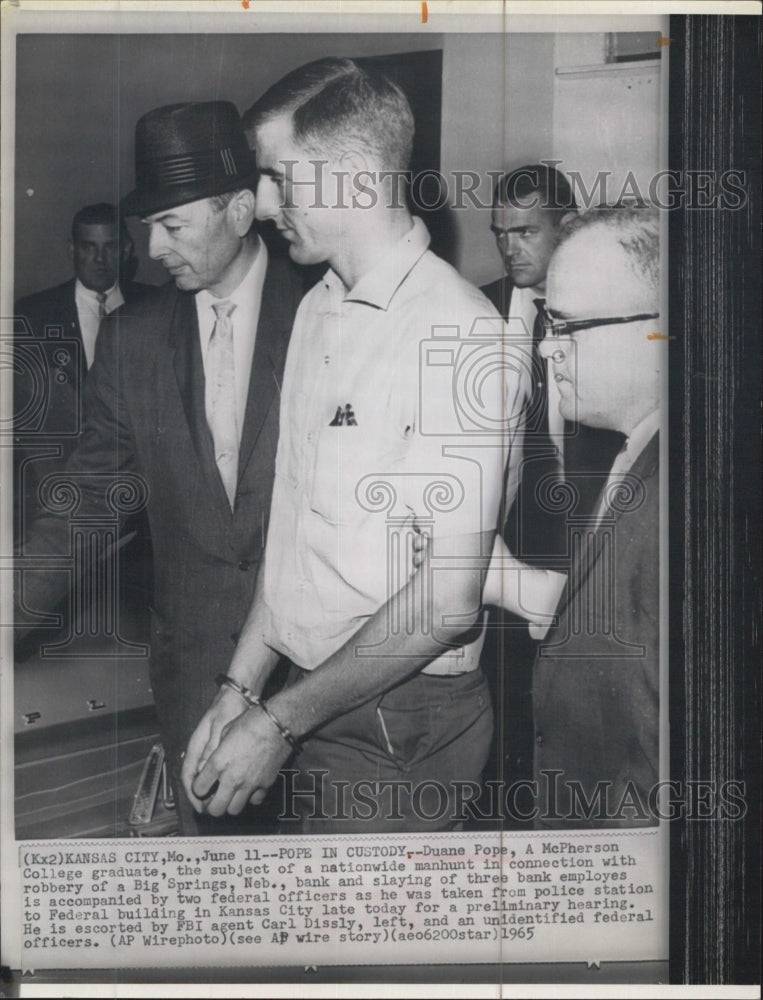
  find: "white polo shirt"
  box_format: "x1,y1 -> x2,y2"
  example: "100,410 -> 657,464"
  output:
263,217 -> 528,674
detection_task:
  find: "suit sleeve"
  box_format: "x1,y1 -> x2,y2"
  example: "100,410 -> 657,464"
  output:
15,313 -> 139,625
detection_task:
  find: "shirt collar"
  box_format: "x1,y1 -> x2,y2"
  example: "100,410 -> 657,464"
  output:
624,408 -> 660,466
325,216 -> 431,311
75,278 -> 119,302
195,236 -> 267,329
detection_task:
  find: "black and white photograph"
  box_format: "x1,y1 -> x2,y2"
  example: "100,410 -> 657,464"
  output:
1,1 -> 760,994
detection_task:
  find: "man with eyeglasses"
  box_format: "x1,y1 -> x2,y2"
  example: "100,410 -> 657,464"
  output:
484,165 -> 626,544
476,166 -> 624,819
478,204 -> 663,827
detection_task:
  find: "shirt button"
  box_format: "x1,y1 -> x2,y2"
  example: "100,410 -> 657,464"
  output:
238,560 -> 251,571
535,732 -> 544,746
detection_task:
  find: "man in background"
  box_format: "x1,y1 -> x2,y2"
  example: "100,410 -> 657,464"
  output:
14,204 -> 151,523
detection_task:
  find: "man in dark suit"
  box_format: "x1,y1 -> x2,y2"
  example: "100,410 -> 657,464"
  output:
482,164 -> 625,546
481,204 -> 662,827
14,204 -> 151,526
477,166 -> 624,814
15,102 -> 304,835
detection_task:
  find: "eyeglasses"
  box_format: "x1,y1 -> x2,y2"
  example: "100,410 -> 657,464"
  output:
536,301 -> 659,339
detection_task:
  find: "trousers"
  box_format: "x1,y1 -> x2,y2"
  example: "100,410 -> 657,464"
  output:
281,665 -> 493,834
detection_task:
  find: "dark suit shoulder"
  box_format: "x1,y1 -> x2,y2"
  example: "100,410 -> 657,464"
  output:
480,275 -> 514,320
15,280 -> 75,321
110,279 -> 181,324
121,279 -> 160,306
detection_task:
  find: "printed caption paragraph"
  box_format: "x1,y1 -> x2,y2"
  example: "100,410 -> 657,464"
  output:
16,831 -> 666,968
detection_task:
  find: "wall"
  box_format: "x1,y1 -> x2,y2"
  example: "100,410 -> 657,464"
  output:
15,31 -> 609,298
440,33 -> 556,287
13,32 -> 444,298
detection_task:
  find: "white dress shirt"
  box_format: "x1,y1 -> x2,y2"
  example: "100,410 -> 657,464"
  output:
195,237 -> 268,444
75,279 -> 124,368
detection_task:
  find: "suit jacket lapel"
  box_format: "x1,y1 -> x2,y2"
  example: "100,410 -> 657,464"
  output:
169,291 -> 230,510
63,281 -> 88,386
237,257 -> 295,484
558,432 -> 659,616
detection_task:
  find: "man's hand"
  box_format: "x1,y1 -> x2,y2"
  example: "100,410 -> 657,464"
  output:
188,706 -> 292,815
181,688 -> 248,811
410,519 -> 429,571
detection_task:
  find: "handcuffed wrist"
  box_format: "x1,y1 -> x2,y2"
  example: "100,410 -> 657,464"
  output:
256,699 -> 302,756
214,674 -> 301,755
215,673 -> 260,708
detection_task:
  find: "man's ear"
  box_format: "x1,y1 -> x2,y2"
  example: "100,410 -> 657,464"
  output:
120,236 -> 134,263
229,188 -> 257,235
559,210 -> 577,230
339,149 -> 374,201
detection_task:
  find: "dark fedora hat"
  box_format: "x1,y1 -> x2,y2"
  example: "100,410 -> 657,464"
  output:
121,101 -> 257,217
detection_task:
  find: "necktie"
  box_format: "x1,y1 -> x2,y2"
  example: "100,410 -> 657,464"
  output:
503,297 -> 564,565
531,297 -> 549,437
205,300 -> 239,509
96,291 -> 108,321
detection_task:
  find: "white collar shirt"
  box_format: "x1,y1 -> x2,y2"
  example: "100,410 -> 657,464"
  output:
75,279 -> 124,368
263,217 -> 525,674
195,237 -> 268,442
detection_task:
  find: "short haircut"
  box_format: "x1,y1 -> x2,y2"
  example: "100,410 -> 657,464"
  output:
493,164 -> 577,218
71,203 -> 130,244
559,204 -> 660,304
209,190 -> 239,212
242,57 -> 415,171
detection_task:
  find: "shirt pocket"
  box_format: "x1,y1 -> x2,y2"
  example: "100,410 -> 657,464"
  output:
309,424 -> 370,525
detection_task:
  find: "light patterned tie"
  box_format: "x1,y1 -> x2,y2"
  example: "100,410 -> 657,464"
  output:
96,291 -> 108,321
205,300 -> 239,509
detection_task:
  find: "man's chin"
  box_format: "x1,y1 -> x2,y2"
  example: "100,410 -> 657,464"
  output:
557,394 -> 577,423
83,278 -> 116,294
507,269 -> 538,288
172,274 -> 200,291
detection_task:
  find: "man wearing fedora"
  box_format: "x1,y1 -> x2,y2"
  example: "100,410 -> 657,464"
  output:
16,101 -> 304,835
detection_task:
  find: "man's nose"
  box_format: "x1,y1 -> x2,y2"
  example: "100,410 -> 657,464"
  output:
505,234 -> 521,257
538,337 -> 572,366
147,225 -> 167,260
254,177 -> 279,222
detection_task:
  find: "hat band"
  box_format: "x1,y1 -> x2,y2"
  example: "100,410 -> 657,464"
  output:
137,146 -> 250,192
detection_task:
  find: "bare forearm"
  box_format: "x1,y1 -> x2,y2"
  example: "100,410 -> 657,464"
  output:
225,561 -> 280,694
